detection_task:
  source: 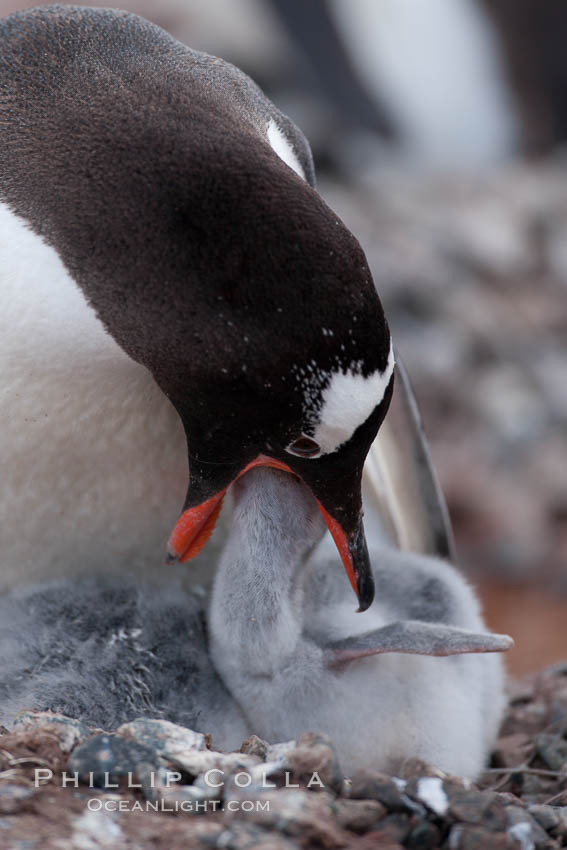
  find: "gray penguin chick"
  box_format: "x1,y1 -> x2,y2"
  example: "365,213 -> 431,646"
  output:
0,575 -> 248,749
209,468 -> 512,778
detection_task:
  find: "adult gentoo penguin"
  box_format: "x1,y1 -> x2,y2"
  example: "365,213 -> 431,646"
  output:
0,6 -> 394,608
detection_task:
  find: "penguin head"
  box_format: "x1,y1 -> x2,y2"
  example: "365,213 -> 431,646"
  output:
132,143 -> 394,610
161,175 -> 395,611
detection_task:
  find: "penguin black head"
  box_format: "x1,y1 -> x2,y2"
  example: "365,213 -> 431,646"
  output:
0,5 -> 394,609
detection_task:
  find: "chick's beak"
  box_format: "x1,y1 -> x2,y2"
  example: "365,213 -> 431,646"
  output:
167,454 -> 374,610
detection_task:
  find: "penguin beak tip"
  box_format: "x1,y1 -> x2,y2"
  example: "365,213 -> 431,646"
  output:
165,549 -> 180,565
356,570 -> 375,613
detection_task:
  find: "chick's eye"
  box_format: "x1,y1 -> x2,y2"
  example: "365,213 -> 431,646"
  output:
286,435 -> 321,457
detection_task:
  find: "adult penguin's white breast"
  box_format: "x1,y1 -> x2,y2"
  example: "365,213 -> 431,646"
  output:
0,201 -> 188,589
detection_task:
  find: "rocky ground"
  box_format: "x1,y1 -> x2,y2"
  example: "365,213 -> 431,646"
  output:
0,664 -> 565,849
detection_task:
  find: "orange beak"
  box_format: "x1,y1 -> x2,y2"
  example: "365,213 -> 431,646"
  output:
166,453 -> 362,603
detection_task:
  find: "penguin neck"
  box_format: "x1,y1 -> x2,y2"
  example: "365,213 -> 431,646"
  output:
209,469 -> 325,677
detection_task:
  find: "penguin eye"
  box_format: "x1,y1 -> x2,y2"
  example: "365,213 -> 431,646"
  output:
286,435 -> 321,458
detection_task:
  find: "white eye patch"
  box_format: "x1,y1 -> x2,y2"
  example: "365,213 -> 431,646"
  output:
302,343 -> 395,457
266,119 -> 306,180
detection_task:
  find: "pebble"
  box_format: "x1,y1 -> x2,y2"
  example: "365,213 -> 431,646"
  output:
66,733 -> 159,788
333,798 -> 386,832
446,788 -> 509,831
12,710 -> 94,753
240,735 -> 269,760
349,768 -> 411,812
505,806 -> 551,849
413,776 -> 450,816
284,732 -> 343,794
534,734 -> 567,772
116,718 -> 208,758
527,805 -> 561,835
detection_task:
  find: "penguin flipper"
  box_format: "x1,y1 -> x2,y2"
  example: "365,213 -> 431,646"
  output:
362,353 -> 456,561
324,620 -> 513,667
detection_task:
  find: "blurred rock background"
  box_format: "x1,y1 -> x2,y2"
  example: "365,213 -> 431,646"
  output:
2,0 -> 565,673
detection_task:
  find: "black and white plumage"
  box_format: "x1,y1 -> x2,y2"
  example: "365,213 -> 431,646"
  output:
0,4 -> 395,608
